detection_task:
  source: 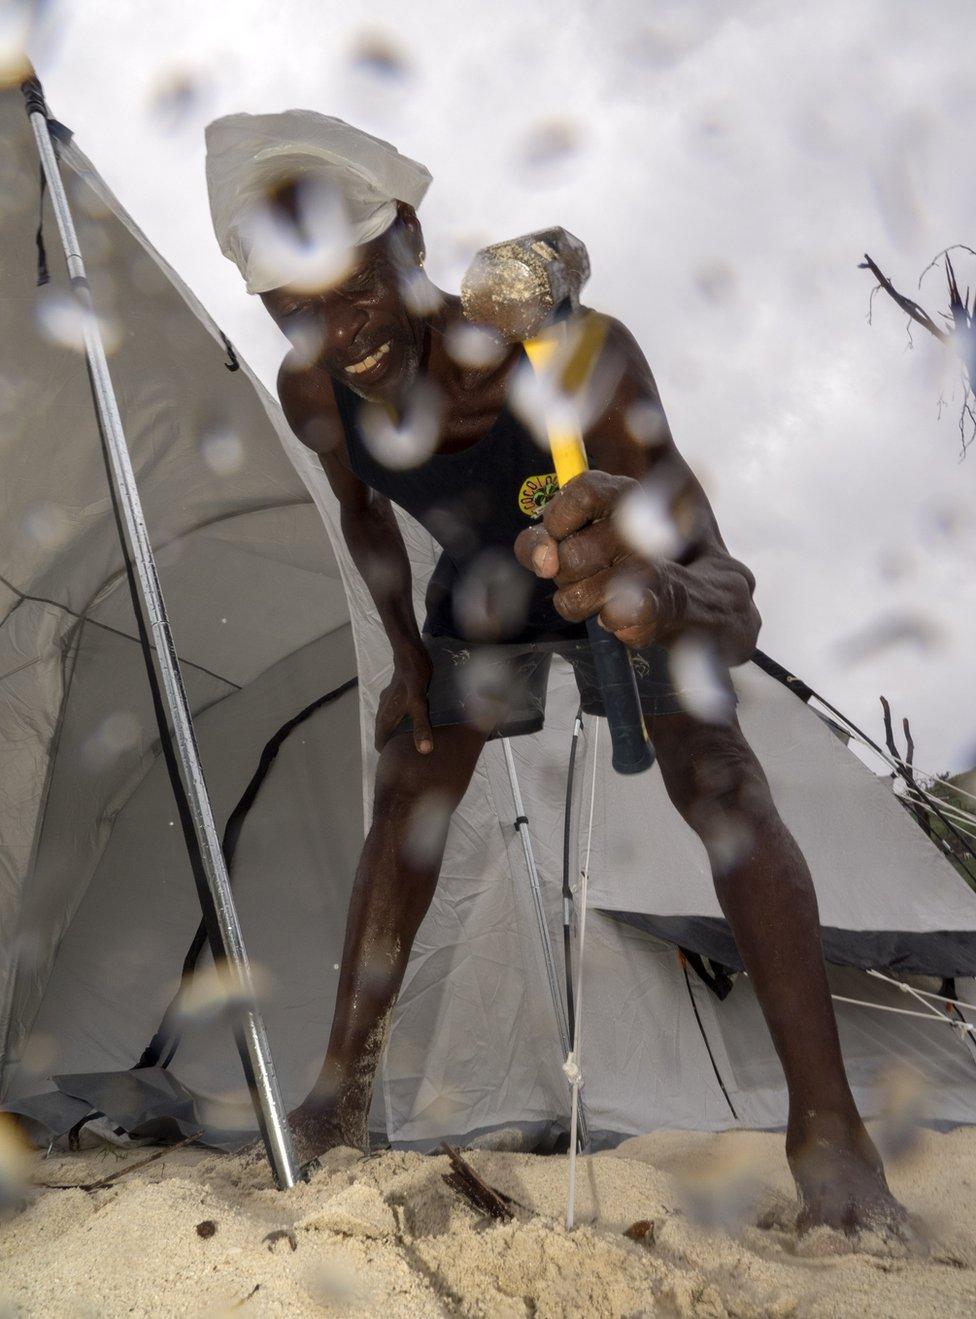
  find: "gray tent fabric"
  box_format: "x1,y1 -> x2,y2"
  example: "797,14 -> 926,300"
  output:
2,82 -> 976,1153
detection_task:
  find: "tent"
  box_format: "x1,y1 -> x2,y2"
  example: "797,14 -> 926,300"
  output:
3,80 -> 976,1155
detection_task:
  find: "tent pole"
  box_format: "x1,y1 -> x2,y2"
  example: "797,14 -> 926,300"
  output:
501,738 -> 590,1150
21,78 -> 299,1190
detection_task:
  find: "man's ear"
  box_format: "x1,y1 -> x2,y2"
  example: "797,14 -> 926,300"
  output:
391,201 -> 425,266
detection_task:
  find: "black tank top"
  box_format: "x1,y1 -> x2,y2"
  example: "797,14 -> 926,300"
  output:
331,360 -> 586,644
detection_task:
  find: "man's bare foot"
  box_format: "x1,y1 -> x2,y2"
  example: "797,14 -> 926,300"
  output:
289,1099 -> 365,1172
787,1111 -> 908,1237
236,1098 -> 366,1176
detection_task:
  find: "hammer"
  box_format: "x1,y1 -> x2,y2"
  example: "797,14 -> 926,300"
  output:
461,229 -> 654,775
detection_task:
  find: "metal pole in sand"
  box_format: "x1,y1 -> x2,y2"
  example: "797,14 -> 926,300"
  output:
502,738 -> 590,1151
22,76 -> 299,1191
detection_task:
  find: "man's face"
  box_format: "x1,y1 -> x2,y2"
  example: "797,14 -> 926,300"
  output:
261,222 -> 426,404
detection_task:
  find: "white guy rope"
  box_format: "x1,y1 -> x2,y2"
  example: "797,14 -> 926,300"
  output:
905,794 -> 976,834
825,719 -> 976,844
831,994 -> 976,1035
566,718 -> 600,1230
866,968 -> 976,1013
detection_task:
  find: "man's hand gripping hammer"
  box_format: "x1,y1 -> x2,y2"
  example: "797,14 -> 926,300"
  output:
461,228 -> 654,774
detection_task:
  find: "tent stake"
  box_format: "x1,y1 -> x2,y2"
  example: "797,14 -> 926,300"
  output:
501,738 -> 590,1150
21,76 -> 298,1191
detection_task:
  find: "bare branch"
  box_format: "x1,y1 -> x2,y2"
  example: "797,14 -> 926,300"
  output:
860,254 -> 949,344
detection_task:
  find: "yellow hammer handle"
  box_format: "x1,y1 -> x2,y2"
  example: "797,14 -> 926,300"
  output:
522,323 -> 654,775
523,335 -> 589,486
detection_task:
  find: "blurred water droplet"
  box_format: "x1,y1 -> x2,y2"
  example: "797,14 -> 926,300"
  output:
200,425 -> 244,477
241,174 -> 354,295
456,648 -> 522,732
694,260 -> 737,306
669,637 -> 735,725
348,28 -> 410,81
307,1253 -> 368,1307
341,28 -> 413,127
834,610 -> 943,665
404,790 -> 452,869
508,357 -> 579,453
23,501 -> 71,551
80,710 -> 142,772
360,378 -> 442,469
615,482 -> 681,559
19,1031 -> 57,1076
673,1136 -> 760,1231
877,546 -> 916,582
453,550 -> 532,645
444,322 -> 506,370
0,1114 -> 30,1209
400,266 -> 443,316
280,309 -> 327,368
517,117 -> 582,187
35,288 -> 120,355
146,66 -> 209,130
174,962 -> 271,1029
624,399 -> 669,448
874,1060 -> 927,1164
0,0 -> 33,87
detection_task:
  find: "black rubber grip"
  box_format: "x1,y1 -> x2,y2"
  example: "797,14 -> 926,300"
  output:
585,616 -> 655,774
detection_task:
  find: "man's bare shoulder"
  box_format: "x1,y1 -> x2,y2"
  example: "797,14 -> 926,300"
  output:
276,353 -> 345,457
587,311 -> 661,396
577,308 -> 676,467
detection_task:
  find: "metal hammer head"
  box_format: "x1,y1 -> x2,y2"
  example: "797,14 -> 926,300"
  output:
460,227 -> 590,342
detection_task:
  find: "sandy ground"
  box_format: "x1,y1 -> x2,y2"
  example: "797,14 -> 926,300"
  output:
2,1124 -> 975,1317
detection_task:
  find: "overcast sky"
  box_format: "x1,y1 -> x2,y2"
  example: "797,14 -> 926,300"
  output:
28,0 -> 976,772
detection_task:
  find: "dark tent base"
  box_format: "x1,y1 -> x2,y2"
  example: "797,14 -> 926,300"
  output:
606,911 -> 976,978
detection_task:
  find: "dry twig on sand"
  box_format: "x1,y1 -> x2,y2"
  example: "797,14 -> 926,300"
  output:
440,1143 -> 515,1220
35,1129 -> 204,1192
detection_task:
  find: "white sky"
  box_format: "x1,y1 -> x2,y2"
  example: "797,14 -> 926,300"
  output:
29,0 -> 976,771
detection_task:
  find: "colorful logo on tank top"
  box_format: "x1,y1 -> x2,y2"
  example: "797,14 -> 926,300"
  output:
518,473 -> 559,517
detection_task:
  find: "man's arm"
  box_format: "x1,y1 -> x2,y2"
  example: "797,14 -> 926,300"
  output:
279,362 -> 433,751
515,317 -> 761,666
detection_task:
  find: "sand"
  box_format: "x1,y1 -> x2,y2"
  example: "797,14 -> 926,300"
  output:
2,1124 -> 975,1317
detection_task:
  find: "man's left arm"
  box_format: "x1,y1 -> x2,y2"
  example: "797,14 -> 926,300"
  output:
514,317 -> 761,666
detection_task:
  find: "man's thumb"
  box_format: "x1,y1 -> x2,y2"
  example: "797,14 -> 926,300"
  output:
413,705 -> 434,755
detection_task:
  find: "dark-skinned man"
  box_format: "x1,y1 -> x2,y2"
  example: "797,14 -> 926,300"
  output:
205,110 -> 905,1235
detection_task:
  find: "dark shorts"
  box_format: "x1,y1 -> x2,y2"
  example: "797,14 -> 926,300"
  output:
396,633 -> 737,741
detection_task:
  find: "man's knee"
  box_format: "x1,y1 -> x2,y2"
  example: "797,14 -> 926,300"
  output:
369,739 -> 470,871
656,719 -> 776,862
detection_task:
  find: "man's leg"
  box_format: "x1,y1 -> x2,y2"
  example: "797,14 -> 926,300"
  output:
289,720 -> 488,1165
650,709 -> 906,1234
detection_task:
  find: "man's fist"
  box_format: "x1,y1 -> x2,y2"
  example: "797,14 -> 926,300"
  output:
513,470 -> 685,650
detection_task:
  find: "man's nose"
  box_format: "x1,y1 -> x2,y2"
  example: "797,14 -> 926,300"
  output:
326,299 -> 369,357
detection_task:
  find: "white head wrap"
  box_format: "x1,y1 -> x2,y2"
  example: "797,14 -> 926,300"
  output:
205,109 -> 432,294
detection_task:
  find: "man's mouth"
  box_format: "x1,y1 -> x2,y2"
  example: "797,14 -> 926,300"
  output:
345,340 -> 392,376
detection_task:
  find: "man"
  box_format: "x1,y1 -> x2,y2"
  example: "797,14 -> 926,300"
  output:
206,110 -> 904,1233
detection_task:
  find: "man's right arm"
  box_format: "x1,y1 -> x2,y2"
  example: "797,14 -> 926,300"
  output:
278,362 -> 433,751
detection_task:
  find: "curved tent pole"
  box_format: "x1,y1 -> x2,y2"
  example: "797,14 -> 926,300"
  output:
21,75 -> 298,1190
501,738 -> 590,1150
